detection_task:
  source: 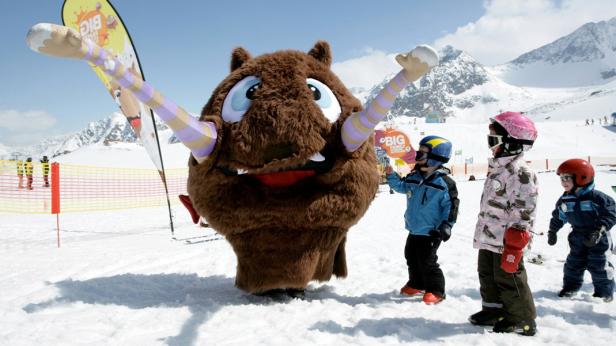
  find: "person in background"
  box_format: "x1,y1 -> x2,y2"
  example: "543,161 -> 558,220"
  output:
469,112 -> 538,336
40,156 -> 50,187
547,159 -> 615,303
386,135 -> 459,305
16,159 -> 24,189
25,157 -> 33,190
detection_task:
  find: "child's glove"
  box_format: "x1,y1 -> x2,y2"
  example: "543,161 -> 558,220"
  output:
583,226 -> 606,247
429,222 -> 452,242
385,165 -> 394,175
547,230 -> 557,246
501,227 -> 531,273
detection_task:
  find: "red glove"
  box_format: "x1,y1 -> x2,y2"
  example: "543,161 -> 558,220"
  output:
501,227 -> 531,273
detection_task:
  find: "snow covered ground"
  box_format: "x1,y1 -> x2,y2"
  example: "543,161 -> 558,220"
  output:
1,106 -> 616,345
4,10 -> 616,344
1,162 -> 615,345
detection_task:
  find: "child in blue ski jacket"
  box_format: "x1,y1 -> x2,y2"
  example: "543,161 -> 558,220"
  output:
547,159 -> 616,302
386,135 -> 459,305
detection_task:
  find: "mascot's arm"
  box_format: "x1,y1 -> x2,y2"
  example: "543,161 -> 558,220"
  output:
26,23 -> 217,163
341,45 -> 438,152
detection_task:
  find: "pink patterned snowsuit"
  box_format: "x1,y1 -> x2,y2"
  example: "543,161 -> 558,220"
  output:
474,153 -> 538,253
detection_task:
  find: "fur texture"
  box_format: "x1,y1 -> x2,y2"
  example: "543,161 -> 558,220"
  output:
187,42 -> 379,293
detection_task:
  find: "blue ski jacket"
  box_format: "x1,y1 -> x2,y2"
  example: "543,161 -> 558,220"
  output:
549,183 -> 616,233
387,168 -> 459,236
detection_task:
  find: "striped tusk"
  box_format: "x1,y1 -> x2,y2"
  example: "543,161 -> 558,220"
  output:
341,45 -> 438,152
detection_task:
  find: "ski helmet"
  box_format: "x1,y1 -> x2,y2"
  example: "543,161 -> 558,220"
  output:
418,135 -> 452,167
489,111 -> 537,155
557,159 -> 594,186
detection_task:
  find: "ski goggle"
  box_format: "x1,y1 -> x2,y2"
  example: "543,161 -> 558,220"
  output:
559,174 -> 574,182
487,134 -> 504,149
415,150 -> 429,161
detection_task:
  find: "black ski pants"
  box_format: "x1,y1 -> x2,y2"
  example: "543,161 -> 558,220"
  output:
405,233 -> 445,296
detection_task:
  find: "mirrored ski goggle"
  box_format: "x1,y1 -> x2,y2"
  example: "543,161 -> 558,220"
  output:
559,174 -> 574,182
487,134 -> 504,149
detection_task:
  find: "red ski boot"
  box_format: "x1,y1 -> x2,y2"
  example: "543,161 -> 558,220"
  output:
422,292 -> 445,305
400,285 -> 424,296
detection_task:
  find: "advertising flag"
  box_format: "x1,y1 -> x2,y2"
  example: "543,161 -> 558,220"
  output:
61,0 -> 165,173
61,0 -> 174,234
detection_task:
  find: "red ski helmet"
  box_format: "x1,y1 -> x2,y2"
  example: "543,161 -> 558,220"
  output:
557,159 -> 594,186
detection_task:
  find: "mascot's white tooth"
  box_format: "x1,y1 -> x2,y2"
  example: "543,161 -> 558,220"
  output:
237,168 -> 247,175
310,152 -> 325,162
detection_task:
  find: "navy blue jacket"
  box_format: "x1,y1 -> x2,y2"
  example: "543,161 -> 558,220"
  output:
387,168 -> 459,236
549,183 -> 616,233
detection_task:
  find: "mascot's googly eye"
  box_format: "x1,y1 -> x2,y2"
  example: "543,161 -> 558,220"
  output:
222,76 -> 261,123
306,78 -> 341,123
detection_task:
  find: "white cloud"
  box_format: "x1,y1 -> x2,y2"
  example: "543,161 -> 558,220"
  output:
433,0 -> 616,65
331,49 -> 400,89
0,110 -> 57,146
0,110 -> 57,131
332,0 -> 615,89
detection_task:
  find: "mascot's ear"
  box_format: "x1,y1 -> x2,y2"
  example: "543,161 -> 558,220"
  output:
230,47 -> 252,71
308,41 -> 332,66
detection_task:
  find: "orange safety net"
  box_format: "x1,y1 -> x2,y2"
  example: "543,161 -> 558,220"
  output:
0,160 -> 187,214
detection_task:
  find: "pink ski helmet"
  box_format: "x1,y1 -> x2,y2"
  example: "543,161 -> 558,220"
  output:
490,111 -> 537,152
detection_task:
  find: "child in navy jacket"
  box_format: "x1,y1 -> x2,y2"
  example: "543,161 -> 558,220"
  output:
547,159 -> 616,302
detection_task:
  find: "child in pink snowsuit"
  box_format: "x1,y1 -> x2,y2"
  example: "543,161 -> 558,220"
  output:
469,112 -> 538,336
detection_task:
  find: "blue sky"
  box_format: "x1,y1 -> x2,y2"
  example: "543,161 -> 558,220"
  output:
1,0 -> 615,146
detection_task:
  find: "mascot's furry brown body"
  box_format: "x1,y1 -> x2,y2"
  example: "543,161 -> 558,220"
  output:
27,24 -> 436,296
188,42 -> 378,293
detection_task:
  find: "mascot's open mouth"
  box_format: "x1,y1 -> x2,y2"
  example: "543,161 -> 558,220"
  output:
217,149 -> 335,188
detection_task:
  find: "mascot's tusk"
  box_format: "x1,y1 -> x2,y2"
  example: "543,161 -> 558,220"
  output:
26,23 -> 216,163
341,45 -> 438,152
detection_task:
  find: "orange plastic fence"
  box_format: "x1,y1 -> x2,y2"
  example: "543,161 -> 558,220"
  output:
0,160 -> 187,214
1,157 -> 615,214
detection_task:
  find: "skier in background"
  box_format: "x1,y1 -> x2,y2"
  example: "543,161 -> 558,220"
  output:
40,156 -> 50,187
25,157 -> 34,190
16,159 -> 24,189
547,159 -> 615,302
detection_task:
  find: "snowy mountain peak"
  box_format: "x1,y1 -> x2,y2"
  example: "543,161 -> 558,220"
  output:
439,45 -> 464,63
363,45 -> 492,119
511,17 -> 616,66
493,17 -> 616,87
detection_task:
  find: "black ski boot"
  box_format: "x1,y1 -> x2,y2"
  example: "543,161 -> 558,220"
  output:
558,288 -> 578,297
469,308 -> 503,326
493,318 -> 536,336
593,292 -> 613,302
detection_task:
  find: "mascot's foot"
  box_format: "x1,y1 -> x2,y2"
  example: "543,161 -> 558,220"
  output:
286,288 -> 306,300
253,288 -> 306,301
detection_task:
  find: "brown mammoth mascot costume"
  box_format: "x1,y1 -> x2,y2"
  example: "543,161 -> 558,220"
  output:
188,42 -> 436,294
26,24 -> 437,295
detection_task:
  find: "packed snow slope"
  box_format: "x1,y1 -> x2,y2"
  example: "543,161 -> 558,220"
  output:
1,167 -> 615,345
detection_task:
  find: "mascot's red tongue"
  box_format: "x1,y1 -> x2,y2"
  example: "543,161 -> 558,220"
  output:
253,170 -> 316,188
